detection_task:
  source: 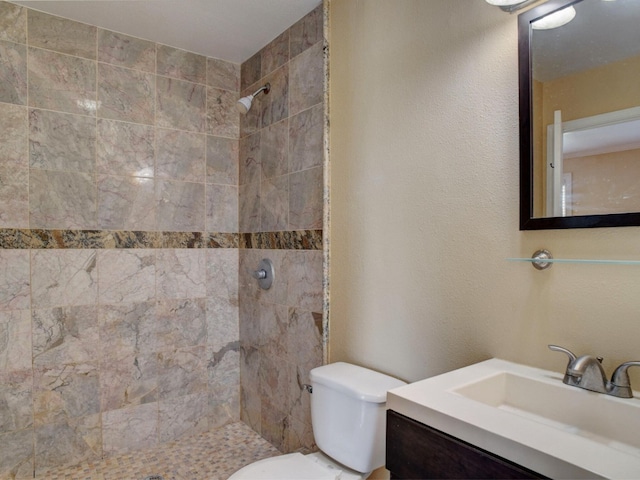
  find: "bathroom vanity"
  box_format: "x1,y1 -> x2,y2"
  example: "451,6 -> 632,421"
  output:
385,359 -> 640,479
386,409 -> 544,479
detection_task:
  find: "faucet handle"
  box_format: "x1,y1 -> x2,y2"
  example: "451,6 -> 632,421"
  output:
548,345 -> 578,385
548,344 -> 577,363
610,361 -> 640,398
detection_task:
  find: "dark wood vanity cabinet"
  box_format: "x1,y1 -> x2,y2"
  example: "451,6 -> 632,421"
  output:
386,410 -> 548,479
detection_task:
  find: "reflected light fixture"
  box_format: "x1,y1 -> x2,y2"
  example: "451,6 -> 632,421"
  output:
485,0 -> 539,13
236,83 -> 270,114
532,5 -> 576,29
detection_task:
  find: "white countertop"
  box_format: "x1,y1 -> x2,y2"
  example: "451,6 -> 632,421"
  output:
387,358 -> 640,479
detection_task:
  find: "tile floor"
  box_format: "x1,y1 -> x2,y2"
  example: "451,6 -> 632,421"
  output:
34,422 -> 281,480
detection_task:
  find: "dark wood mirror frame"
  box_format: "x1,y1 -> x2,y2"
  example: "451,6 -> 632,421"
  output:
518,0 -> 640,230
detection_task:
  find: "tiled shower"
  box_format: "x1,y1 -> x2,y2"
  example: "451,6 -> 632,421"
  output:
0,1 -> 325,477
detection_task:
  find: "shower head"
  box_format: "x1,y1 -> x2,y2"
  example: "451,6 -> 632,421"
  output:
237,83 -> 270,114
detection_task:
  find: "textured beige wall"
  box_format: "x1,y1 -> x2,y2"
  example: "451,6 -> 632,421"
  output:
329,0 -> 640,387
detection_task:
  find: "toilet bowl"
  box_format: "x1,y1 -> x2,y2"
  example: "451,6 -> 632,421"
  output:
228,451 -> 367,480
228,362 -> 406,480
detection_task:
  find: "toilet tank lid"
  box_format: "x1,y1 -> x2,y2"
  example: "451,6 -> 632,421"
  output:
310,362 -> 406,403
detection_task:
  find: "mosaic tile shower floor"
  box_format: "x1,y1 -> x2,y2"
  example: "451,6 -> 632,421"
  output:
35,422 -> 281,480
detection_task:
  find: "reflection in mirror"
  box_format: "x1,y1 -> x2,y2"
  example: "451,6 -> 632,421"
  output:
519,0 -> 640,229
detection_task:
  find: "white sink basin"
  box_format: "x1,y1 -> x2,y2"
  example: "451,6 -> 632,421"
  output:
454,370 -> 640,453
387,359 -> 640,479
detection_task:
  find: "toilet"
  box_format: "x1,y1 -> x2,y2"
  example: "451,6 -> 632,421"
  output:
229,362 -> 406,480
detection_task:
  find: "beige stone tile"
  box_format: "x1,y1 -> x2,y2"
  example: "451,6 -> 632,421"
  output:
97,119 -> 155,177
32,305 -> 100,366
0,250 -> 30,311
206,134 -> 238,185
289,103 -> 323,172
157,76 -> 206,132
241,51 -> 261,92
99,353 -> 158,411
29,170 -> 97,229
207,343 -> 239,390
0,39 -> 27,105
0,369 -> 33,432
262,118 -> 288,179
261,174 -> 289,231
239,347 -> 262,433
289,166 -> 323,230
0,428 -> 34,479
239,131 -> 260,186
156,128 -> 206,182
208,384 -> 240,429
29,109 -> 96,173
34,414 -> 102,475
261,30 -> 289,78
206,295 -> 239,351
0,102 -> 28,169
207,57 -> 240,91
205,248 -> 239,300
0,2 -> 26,44
98,29 -> 156,73
284,250 -> 324,312
97,249 -> 155,305
289,41 -> 323,116
30,249 -> 97,309
98,175 -> 156,231
98,63 -> 155,124
156,179 -> 205,232
156,345 -> 208,400
0,166 -> 28,228
155,298 -> 207,350
260,399 -> 287,451
206,86 -> 240,138
156,249 -> 206,300
98,301 -> 158,358
206,183 -> 238,233
239,180 -> 260,233
157,44 -> 206,84
158,392 -> 208,443
102,403 -> 158,456
28,47 -> 96,115
33,363 -> 100,426
0,310 -> 31,371
28,10 -> 96,60
260,64 -> 289,128
290,5 -> 323,59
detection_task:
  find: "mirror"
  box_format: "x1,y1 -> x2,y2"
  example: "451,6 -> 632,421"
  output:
519,0 -> 640,229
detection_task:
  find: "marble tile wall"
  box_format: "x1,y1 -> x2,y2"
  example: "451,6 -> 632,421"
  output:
238,5 -> 326,454
0,248 -> 241,477
0,2 -> 242,477
238,5 -> 324,234
0,1 -> 326,476
239,248 -> 323,453
0,1 -> 241,233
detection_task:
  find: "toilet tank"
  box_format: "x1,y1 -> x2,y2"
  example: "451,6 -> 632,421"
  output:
309,362 -> 407,474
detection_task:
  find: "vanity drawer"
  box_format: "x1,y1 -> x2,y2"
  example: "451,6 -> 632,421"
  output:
386,410 -> 547,479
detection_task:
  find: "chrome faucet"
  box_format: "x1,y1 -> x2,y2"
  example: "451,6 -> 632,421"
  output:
548,345 -> 640,398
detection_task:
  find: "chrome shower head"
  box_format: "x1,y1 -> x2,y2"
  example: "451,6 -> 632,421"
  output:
236,83 -> 271,114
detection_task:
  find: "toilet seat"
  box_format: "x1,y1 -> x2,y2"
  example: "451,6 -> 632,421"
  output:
228,452 -> 367,480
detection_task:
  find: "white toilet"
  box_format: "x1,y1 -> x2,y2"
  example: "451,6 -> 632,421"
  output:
229,362 -> 406,480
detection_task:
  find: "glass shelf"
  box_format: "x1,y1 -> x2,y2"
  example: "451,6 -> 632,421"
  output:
507,249 -> 640,269
507,258 -> 640,266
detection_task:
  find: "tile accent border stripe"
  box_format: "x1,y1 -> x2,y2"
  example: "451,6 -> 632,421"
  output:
0,229 -> 322,250
239,230 -> 322,250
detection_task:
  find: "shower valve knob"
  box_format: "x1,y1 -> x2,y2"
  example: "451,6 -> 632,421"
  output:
252,269 -> 267,280
252,258 -> 274,290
